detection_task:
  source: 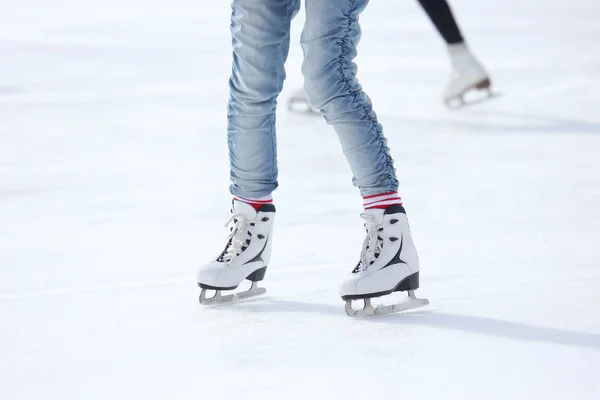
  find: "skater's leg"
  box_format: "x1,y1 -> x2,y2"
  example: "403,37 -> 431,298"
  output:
228,0 -> 301,199
416,0 -> 464,45
301,0 -> 398,197
301,0 -> 427,315
414,0 -> 492,106
197,0 -> 300,301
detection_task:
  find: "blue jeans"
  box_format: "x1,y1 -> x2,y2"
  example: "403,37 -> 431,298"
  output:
227,0 -> 398,198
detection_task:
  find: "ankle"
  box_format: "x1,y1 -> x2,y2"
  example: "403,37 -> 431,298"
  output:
362,192 -> 402,210
233,194 -> 273,211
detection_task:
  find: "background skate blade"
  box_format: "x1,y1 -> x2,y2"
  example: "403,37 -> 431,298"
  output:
446,91 -> 503,110
287,97 -> 319,115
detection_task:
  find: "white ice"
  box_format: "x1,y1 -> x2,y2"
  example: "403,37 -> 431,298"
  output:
1,0 -> 600,399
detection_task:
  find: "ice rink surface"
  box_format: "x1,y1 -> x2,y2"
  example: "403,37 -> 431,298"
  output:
1,0 -> 600,398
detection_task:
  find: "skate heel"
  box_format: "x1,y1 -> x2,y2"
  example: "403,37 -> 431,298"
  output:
475,77 -> 491,90
394,271 -> 420,292
246,266 -> 267,282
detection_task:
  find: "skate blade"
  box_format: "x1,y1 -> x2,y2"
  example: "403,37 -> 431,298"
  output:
344,290 -> 429,318
287,96 -> 319,115
199,282 -> 266,306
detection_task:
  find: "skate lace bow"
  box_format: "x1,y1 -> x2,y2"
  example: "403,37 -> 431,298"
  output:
221,214 -> 253,262
358,213 -> 384,272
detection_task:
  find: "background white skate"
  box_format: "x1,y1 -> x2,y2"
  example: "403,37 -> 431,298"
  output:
1,0 -> 600,399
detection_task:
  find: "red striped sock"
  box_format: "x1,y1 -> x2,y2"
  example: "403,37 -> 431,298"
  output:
234,195 -> 273,211
363,191 -> 402,210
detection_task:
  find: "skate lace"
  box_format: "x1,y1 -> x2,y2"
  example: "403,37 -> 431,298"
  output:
355,213 -> 385,273
218,214 -> 253,263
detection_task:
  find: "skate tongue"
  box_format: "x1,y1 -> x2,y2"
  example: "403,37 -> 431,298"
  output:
363,204 -> 406,224
363,207 -> 385,224
232,199 -> 258,218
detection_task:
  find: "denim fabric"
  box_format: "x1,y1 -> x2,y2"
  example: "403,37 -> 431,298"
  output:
227,0 -> 398,198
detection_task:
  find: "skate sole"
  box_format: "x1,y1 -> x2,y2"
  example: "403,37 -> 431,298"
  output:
197,266 -> 267,291
341,272 -> 429,317
340,271 -> 420,301
198,267 -> 268,306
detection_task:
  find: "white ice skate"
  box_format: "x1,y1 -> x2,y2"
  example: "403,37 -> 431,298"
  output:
443,43 -> 497,109
197,200 -> 275,305
339,205 -> 429,317
287,88 -> 319,115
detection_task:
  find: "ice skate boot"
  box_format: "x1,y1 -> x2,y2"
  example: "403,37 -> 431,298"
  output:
339,205 -> 429,317
443,43 -> 496,108
287,88 -> 319,115
197,200 -> 275,305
